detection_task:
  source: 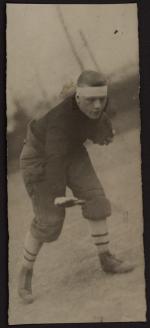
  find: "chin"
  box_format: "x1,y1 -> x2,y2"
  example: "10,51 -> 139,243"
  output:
89,113 -> 101,119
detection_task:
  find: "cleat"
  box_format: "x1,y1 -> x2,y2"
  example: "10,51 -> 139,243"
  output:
99,251 -> 135,274
18,288 -> 34,304
18,266 -> 34,304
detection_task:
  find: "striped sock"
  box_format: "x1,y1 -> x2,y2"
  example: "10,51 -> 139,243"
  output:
22,231 -> 43,269
88,218 -> 109,254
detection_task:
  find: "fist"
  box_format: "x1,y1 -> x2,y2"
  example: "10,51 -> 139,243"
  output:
92,113 -> 115,145
103,129 -> 116,145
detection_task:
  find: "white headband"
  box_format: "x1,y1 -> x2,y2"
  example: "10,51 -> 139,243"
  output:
76,85 -> 107,98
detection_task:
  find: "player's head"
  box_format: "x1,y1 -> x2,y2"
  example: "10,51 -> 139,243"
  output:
75,70 -> 108,119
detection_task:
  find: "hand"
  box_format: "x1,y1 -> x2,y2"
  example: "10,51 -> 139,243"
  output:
54,196 -> 85,208
92,113 -> 115,146
103,129 -> 115,145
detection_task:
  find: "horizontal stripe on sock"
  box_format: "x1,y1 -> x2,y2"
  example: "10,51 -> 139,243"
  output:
24,255 -> 35,262
24,248 -> 37,257
92,232 -> 108,238
95,241 -> 109,246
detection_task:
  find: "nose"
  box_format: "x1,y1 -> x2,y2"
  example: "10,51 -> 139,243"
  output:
94,99 -> 101,109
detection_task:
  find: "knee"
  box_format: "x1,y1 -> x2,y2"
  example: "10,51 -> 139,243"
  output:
45,222 -> 64,242
82,192 -> 111,221
31,218 -> 64,243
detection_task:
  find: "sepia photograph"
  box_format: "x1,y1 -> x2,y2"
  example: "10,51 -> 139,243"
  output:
7,3 -> 146,324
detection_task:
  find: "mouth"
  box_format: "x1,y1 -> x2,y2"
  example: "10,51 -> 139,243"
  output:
92,110 -> 101,116
89,111 -> 101,119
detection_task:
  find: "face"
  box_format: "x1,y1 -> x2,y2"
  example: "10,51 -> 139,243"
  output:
76,93 -> 107,119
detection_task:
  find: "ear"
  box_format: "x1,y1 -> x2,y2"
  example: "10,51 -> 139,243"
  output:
101,96 -> 109,113
75,92 -> 80,104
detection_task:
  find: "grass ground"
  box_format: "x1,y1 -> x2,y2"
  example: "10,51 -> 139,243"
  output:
8,121 -> 146,324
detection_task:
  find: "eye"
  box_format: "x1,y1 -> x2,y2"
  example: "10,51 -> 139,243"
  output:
99,97 -> 106,102
85,98 -> 94,103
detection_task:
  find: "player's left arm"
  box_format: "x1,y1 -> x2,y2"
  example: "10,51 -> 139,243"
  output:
91,112 -> 115,145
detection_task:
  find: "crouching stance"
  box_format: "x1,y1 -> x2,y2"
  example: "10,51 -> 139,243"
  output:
18,70 -> 134,304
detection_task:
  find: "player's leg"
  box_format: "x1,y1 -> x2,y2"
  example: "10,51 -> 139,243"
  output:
67,147 -> 134,274
18,180 -> 66,303
18,230 -> 43,304
67,147 -> 110,254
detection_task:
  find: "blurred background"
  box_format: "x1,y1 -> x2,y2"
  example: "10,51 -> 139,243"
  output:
7,3 -> 140,172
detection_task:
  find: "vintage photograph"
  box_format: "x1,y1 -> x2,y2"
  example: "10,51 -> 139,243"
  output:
7,3 -> 146,324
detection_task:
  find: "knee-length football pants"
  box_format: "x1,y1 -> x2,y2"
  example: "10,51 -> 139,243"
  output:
22,147 -> 111,242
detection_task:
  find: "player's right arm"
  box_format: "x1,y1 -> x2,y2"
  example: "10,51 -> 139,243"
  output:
44,124 -> 69,194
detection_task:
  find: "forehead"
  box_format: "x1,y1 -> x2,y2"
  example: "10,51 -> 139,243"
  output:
76,85 -> 108,98
83,95 -> 107,100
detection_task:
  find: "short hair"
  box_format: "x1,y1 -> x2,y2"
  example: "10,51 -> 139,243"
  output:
77,70 -> 107,87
